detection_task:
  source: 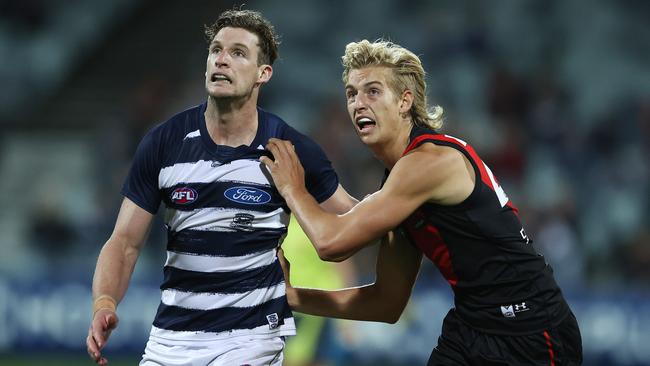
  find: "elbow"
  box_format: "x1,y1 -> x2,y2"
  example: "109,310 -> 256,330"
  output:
385,317 -> 400,324
363,306 -> 402,324
316,242 -> 352,262
382,307 -> 404,324
378,293 -> 410,324
316,249 -> 347,263
314,234 -> 360,262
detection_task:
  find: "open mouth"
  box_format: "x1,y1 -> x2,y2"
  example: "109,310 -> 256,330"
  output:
210,73 -> 232,83
356,117 -> 376,130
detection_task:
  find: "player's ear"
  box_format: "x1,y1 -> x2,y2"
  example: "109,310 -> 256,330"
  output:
399,90 -> 414,114
257,65 -> 273,84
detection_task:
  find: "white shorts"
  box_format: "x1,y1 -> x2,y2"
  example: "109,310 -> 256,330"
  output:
140,335 -> 285,366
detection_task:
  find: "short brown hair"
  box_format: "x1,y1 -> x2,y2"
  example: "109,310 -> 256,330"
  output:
342,39 -> 443,130
204,9 -> 280,65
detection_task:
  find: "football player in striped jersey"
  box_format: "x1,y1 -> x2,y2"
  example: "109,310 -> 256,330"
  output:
86,9 -> 356,366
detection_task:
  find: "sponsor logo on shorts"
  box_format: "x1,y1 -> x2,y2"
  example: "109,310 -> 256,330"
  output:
500,305 -> 515,318
500,301 -> 530,318
266,313 -> 279,329
224,186 -> 272,205
171,187 -> 198,205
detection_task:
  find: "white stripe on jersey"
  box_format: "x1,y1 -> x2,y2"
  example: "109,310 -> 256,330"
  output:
183,129 -> 201,140
165,248 -> 277,272
161,282 -> 286,310
149,317 -> 296,343
159,159 -> 271,188
165,207 -> 289,232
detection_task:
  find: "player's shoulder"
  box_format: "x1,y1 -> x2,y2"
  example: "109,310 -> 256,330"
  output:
258,108 -> 331,168
407,128 -> 480,161
398,137 -> 468,183
408,127 -> 471,149
258,107 -> 316,146
407,142 -> 466,169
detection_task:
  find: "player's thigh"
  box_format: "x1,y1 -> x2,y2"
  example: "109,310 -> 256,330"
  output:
428,310 -> 563,366
427,311 -> 476,366
209,336 -> 285,366
548,311 -> 583,365
140,339 -> 207,366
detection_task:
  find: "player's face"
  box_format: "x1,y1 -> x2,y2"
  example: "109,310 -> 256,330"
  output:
205,27 -> 270,99
345,67 -> 404,146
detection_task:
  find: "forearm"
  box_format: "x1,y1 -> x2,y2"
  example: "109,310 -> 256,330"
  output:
284,188 -> 358,261
287,284 -> 401,323
92,237 -> 141,304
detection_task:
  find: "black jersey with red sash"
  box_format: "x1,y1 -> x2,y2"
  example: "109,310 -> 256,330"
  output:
391,127 -> 570,335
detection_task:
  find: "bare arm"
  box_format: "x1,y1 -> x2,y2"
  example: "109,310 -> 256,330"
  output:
86,198 -> 154,365
92,198 -> 154,302
261,138 -> 473,261
280,231 -> 422,323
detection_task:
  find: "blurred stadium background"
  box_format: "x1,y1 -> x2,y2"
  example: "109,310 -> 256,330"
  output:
0,0 -> 649,365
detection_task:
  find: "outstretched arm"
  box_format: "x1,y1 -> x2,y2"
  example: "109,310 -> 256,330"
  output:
86,198 -> 153,365
261,138 -> 460,261
280,230 -> 422,323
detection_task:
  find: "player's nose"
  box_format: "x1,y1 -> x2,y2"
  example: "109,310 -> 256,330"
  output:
353,95 -> 368,111
214,51 -> 230,66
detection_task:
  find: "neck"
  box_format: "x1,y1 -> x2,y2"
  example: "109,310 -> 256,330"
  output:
204,94 -> 259,147
370,123 -> 413,170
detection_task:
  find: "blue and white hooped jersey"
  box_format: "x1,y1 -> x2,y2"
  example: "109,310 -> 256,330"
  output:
121,102 -> 338,343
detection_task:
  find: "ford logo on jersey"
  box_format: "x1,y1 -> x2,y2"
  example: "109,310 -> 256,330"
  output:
171,187 -> 198,205
224,186 -> 271,205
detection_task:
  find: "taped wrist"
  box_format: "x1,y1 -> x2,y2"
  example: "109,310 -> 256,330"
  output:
93,294 -> 117,315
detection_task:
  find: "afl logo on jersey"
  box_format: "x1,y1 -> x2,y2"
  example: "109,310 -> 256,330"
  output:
171,187 -> 198,205
224,186 -> 271,205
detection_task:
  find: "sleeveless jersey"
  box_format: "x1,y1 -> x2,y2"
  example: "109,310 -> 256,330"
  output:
394,127 -> 569,335
121,102 -> 338,344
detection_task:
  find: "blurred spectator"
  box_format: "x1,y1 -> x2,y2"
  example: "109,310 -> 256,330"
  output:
126,76 -> 173,153
487,66 -> 530,123
620,228 -> 650,286
533,203 -> 585,289
28,202 -> 76,256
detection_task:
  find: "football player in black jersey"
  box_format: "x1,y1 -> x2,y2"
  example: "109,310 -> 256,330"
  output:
262,39 -> 582,365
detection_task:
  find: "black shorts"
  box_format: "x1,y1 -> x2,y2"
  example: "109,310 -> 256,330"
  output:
428,309 -> 582,366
